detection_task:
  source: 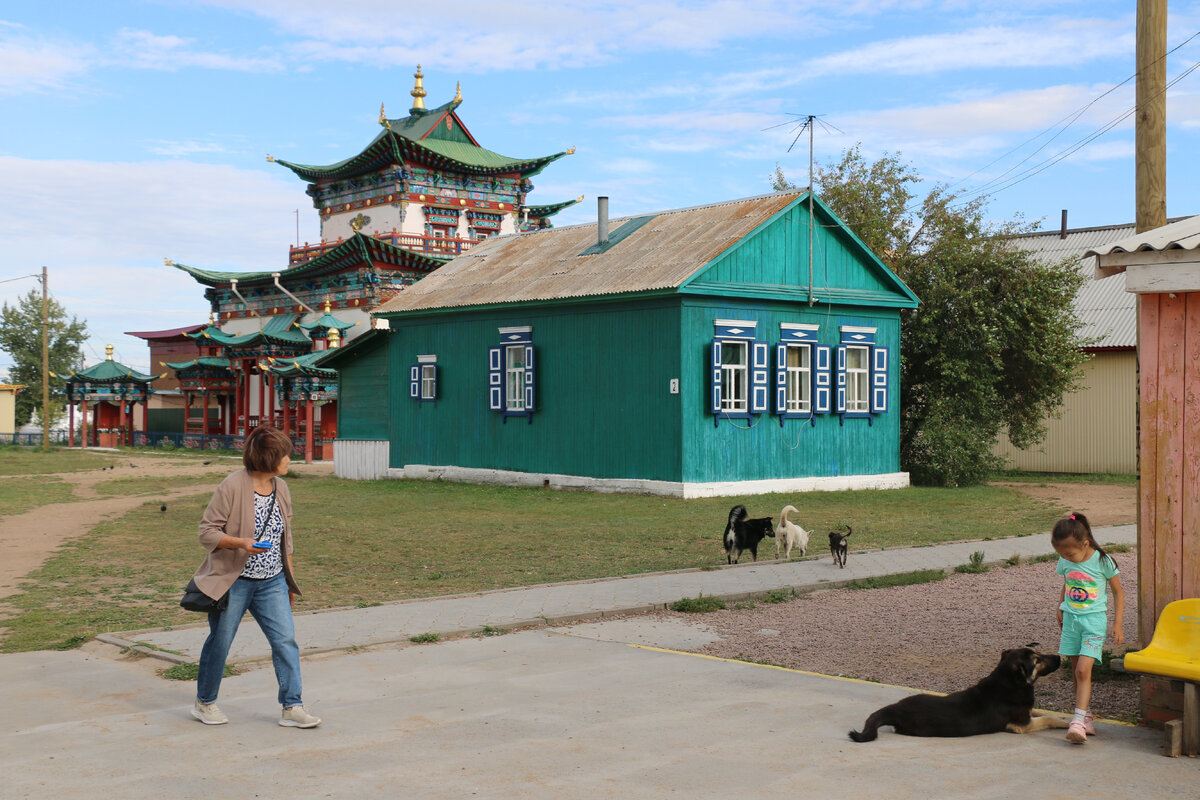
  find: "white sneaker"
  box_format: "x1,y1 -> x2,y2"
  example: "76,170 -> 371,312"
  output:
280,705 -> 321,728
191,701 -> 228,725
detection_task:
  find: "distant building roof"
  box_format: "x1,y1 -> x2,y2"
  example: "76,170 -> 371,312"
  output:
1086,214 -> 1200,261
1005,219 -> 1189,349
125,324 -> 207,340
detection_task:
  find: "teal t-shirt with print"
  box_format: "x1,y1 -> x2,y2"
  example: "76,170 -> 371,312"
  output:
1056,550 -> 1118,615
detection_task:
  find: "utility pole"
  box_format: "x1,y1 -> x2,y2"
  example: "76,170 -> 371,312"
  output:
1136,0 -> 1167,232
40,266 -> 50,451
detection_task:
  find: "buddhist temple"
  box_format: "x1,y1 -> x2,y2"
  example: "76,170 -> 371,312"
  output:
56,345 -> 161,448
155,67 -> 579,460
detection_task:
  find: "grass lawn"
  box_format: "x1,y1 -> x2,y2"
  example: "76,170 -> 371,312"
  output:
93,473 -> 229,497
0,476 -> 75,516
0,470 -> 1093,653
0,446 -> 114,475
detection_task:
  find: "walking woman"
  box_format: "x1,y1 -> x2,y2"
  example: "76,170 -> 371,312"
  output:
188,425 -> 321,728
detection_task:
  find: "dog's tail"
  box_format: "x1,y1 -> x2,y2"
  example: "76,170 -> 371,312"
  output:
728,505 -> 747,526
848,709 -> 884,743
843,525 -> 853,538
779,505 -> 798,526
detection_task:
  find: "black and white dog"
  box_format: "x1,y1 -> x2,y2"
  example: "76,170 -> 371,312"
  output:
723,505 -> 774,564
829,525 -> 852,568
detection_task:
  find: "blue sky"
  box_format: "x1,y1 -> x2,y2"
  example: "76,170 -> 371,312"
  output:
2,0 -> 1200,376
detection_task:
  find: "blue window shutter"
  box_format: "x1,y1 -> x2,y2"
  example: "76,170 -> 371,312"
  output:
774,344 -> 787,415
487,346 -> 502,411
524,344 -> 535,413
751,340 -> 769,413
814,345 -> 831,414
871,346 -> 889,413
835,345 -> 847,414
710,340 -> 722,415
409,365 -> 419,399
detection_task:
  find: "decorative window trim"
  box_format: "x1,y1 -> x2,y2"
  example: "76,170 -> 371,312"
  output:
488,327 -> 535,420
409,354 -> 438,402
710,320 -> 768,424
835,326 -> 888,421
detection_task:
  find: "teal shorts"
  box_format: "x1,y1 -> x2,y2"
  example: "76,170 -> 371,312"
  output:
1060,611 -> 1108,662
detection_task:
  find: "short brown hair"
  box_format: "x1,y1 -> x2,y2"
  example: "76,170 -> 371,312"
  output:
243,425 -> 293,473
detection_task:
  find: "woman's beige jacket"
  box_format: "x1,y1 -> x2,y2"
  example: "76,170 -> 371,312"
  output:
191,469 -> 301,600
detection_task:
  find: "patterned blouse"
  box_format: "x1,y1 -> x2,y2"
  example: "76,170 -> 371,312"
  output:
240,490 -> 284,579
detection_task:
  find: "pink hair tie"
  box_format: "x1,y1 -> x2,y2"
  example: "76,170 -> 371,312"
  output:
1069,514 -> 1076,520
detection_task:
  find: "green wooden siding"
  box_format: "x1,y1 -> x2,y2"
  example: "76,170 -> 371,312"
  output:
679,297 -> 902,483
333,336 -> 391,440
387,299 -> 683,481
695,200 -> 903,298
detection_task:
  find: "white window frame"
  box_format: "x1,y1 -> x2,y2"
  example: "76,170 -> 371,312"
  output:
420,364 -> 437,400
505,344 -> 526,412
719,340 -> 748,414
845,344 -> 870,414
785,343 -> 812,414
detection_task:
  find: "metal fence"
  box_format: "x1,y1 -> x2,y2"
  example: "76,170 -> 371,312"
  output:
0,431 -> 71,446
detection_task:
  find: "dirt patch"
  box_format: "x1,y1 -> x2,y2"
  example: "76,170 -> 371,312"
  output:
990,481 -> 1136,527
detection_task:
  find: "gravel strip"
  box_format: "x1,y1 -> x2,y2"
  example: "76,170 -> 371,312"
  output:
667,550 -> 1141,722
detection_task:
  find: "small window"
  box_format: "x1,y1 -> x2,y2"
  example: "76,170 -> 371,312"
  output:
410,355 -> 437,402
719,341 -> 748,414
420,364 -> 437,400
845,346 -> 869,413
505,345 -> 526,411
785,344 -> 812,414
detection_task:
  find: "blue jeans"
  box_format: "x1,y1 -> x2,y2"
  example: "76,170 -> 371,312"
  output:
196,572 -> 303,707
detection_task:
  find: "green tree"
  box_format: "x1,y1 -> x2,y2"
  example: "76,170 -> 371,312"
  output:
0,289 -> 88,429
775,147 -> 1090,486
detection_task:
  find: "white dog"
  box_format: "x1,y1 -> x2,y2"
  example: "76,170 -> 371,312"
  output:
775,505 -> 810,560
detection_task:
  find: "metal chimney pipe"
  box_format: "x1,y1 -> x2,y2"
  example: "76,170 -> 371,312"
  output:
1060,209 -> 1068,239
597,196 -> 609,245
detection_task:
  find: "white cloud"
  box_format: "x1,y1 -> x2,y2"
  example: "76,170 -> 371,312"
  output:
144,140 -> 230,157
111,28 -> 284,72
804,18 -> 1133,77
0,157 -> 318,373
0,29 -> 94,95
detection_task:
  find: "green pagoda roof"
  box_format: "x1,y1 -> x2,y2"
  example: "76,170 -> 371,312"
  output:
168,233 -> 445,288
163,356 -> 232,370
187,314 -> 310,347
266,349 -> 339,377
528,197 -> 583,219
296,304 -> 357,334
271,96 -> 571,182
55,347 -> 160,383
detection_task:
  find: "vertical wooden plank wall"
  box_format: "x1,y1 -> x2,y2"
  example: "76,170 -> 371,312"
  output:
1138,291 -> 1200,641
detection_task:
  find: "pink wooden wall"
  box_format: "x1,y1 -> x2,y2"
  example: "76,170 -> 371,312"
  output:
1137,291 -> 1200,641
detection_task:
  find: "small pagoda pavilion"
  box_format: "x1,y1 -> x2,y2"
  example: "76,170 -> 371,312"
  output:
161,67 -> 579,461
57,345 -> 161,448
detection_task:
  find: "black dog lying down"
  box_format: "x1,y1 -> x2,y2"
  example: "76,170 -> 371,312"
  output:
849,647 -> 1068,741
723,505 -> 774,564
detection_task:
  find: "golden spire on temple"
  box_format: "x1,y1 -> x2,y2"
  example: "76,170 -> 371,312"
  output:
328,327 -> 341,348
379,102 -> 391,130
454,81 -> 462,102
105,344 -> 114,360
410,64 -> 427,111
208,312 -> 215,326
324,296 -> 331,313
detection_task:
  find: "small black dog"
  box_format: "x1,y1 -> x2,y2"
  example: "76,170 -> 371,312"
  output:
723,505 -> 774,564
848,646 -> 1067,741
829,525 -> 852,568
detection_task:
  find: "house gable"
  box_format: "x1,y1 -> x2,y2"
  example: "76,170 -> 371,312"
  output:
681,193 -> 919,309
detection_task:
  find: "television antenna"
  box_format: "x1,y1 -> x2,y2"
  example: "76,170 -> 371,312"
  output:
763,114 -> 843,305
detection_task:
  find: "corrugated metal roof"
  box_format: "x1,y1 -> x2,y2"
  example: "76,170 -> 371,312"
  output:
1006,222 -> 1170,349
374,192 -> 803,314
1083,214 -> 1200,256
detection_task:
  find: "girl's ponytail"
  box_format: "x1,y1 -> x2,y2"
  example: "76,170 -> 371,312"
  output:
1053,512 -> 1113,567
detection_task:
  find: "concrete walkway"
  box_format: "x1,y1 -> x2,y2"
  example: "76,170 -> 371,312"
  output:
102,524 -> 1137,666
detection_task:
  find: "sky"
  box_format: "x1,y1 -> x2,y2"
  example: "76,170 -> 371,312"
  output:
2,0 -> 1200,376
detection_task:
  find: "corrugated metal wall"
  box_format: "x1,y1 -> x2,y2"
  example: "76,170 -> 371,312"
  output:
992,350 -> 1136,473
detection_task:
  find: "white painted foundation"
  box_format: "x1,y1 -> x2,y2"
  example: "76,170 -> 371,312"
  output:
392,464 -> 910,498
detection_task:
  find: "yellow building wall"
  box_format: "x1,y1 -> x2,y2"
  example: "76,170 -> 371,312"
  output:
0,385 -> 24,435
992,350 -> 1136,474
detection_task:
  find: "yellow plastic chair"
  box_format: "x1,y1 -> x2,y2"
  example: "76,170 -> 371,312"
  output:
1124,598 -> 1200,756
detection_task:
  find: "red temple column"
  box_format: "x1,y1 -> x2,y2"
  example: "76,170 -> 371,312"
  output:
80,399 -> 89,450
117,398 -> 127,446
68,403 -> 75,448
141,395 -> 149,440
281,391 -> 290,436
267,372 -> 275,427
304,394 -> 314,464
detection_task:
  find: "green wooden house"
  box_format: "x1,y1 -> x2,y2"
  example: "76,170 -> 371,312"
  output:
324,190 -> 919,496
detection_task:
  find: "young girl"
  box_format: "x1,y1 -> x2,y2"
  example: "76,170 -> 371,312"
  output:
1051,512 -> 1124,744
